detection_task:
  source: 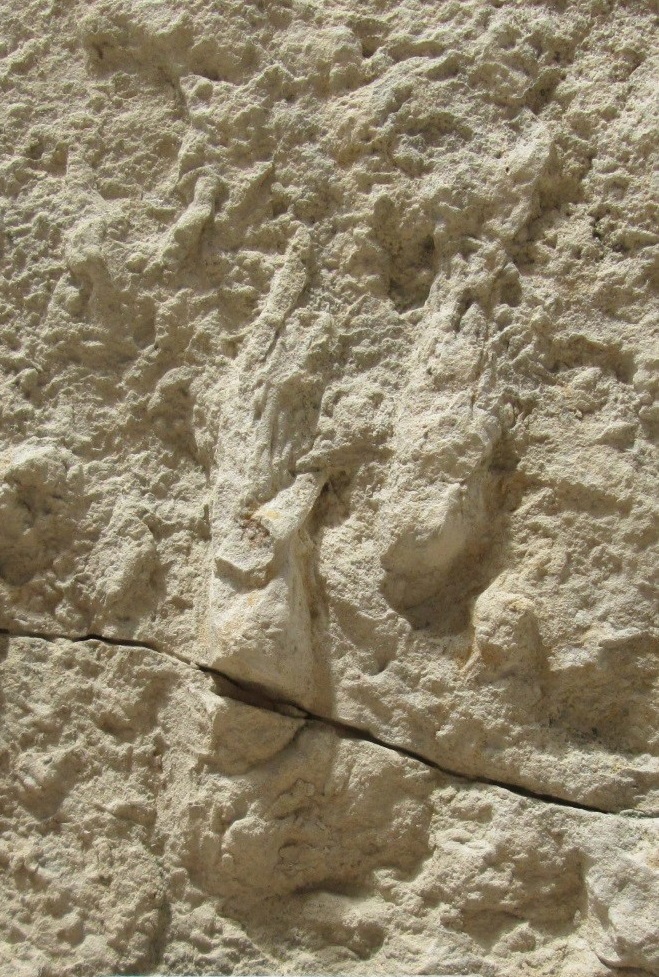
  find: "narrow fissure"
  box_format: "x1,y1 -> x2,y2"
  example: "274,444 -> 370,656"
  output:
2,626 -> 656,820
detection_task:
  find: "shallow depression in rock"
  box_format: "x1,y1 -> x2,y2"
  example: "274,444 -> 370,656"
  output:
0,0 -> 658,975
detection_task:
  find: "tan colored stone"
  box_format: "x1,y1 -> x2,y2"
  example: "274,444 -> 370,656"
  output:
1,0 -> 658,973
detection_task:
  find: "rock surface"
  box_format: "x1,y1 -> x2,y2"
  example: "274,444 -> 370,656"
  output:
0,0 -> 657,974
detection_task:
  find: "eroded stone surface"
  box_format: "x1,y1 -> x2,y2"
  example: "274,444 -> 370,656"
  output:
1,636 -> 658,977
1,0 -> 658,973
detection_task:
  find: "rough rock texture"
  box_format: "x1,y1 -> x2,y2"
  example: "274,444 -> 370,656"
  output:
0,0 -> 657,974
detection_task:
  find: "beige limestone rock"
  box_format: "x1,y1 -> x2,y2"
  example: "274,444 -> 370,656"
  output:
2,636 -> 658,976
0,0 -> 658,974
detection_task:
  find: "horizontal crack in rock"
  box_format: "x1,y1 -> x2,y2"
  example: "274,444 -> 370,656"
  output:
2,626 -> 657,820
0,625 -> 191,666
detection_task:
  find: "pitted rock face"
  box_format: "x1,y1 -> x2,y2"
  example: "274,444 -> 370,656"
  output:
0,0 -> 657,975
